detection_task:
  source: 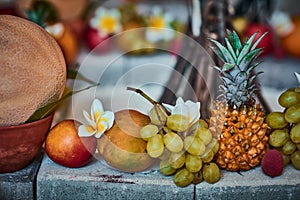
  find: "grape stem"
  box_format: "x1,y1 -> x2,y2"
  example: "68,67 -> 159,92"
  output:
127,87 -> 159,105
127,86 -> 171,115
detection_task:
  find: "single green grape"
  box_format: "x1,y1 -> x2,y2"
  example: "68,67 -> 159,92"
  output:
140,124 -> 159,140
173,168 -> 194,187
279,150 -> 291,166
202,162 -> 221,184
285,104 -> 300,123
200,149 -> 214,163
149,104 -> 168,126
185,153 -> 203,173
159,148 -> 171,160
278,90 -> 300,108
169,151 -> 186,169
296,143 -> 300,151
198,119 -> 209,129
291,151 -> 300,170
192,171 -> 204,185
167,114 -> 189,132
269,128 -> 290,147
206,138 -> 219,155
290,123 -> 300,143
159,159 -> 176,176
184,135 -> 206,156
266,112 -> 288,129
163,131 -> 184,153
194,127 -> 213,145
282,140 -> 297,155
146,134 -> 164,158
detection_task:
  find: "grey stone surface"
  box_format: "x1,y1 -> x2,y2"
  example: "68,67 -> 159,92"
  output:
0,151 -> 44,200
195,165 -> 300,200
37,155 -> 194,200
37,153 -> 300,200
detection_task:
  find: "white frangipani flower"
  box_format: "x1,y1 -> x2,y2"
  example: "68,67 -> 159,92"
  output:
295,72 -> 300,84
78,99 -> 114,138
145,6 -> 175,42
163,97 -> 201,126
269,11 -> 294,37
90,7 -> 122,37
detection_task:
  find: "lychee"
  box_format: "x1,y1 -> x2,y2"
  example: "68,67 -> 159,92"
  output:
261,149 -> 284,177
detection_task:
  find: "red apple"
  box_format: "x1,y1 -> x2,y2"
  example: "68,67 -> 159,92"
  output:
45,120 -> 97,168
85,26 -> 112,53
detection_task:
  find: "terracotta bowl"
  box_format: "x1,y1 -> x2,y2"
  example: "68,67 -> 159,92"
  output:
0,112 -> 54,173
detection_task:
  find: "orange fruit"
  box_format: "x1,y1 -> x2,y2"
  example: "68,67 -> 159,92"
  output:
46,22 -> 78,65
281,15 -> 300,58
97,109 -> 154,172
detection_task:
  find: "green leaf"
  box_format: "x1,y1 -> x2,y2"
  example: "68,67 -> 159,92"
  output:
251,32 -> 268,51
223,63 -> 235,72
227,29 -> 242,52
239,48 -> 262,71
209,39 -> 234,63
236,32 -> 257,65
225,38 -> 237,61
67,69 -> 98,85
26,0 -> 59,28
210,46 -> 226,63
26,83 -> 100,123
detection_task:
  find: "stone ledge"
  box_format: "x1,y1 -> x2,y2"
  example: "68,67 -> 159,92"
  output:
37,155 -> 194,200
196,165 -> 300,200
37,154 -> 300,200
0,151 -> 44,200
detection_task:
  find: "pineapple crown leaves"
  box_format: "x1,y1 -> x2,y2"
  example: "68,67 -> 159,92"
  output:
209,29 -> 267,108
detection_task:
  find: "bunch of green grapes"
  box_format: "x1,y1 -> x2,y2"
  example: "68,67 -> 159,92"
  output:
140,104 -> 221,187
266,88 -> 300,170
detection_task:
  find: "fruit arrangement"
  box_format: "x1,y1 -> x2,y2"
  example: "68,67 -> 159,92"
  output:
128,87 -> 221,187
266,78 -> 300,170
209,30 -> 269,171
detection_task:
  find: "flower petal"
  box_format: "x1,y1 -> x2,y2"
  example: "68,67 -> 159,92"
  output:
94,120 -> 108,138
91,99 -> 104,122
101,111 -> 115,129
78,125 -> 96,137
162,103 -> 174,113
83,110 -> 96,128
172,99 -> 189,117
186,100 -> 201,124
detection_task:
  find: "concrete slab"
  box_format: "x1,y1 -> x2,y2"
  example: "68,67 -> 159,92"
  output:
0,150 -> 43,200
195,165 -> 300,200
37,155 -> 194,200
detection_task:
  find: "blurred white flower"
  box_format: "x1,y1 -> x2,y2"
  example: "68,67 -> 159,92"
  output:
145,6 -> 175,42
90,7 -> 122,37
269,11 -> 294,37
78,99 -> 114,138
163,97 -> 201,126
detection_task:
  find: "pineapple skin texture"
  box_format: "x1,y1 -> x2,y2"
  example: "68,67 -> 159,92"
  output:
210,101 -> 269,171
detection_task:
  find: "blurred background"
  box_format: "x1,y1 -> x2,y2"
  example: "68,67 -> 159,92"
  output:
1,0 -> 300,118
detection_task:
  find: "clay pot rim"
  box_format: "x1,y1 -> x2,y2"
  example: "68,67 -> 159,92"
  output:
0,112 -> 55,130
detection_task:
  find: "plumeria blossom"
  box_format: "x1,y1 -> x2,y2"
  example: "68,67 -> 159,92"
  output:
78,99 -> 114,138
269,11 -> 294,37
145,6 -> 175,42
295,72 -> 300,92
163,97 -> 201,126
90,7 -> 122,37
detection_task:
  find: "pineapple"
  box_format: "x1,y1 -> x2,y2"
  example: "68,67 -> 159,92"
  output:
209,30 -> 269,171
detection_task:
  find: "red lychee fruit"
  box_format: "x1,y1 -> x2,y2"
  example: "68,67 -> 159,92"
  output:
261,149 -> 284,177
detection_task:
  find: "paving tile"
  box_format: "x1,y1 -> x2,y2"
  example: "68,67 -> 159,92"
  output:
37,155 -> 194,200
0,151 -> 43,200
